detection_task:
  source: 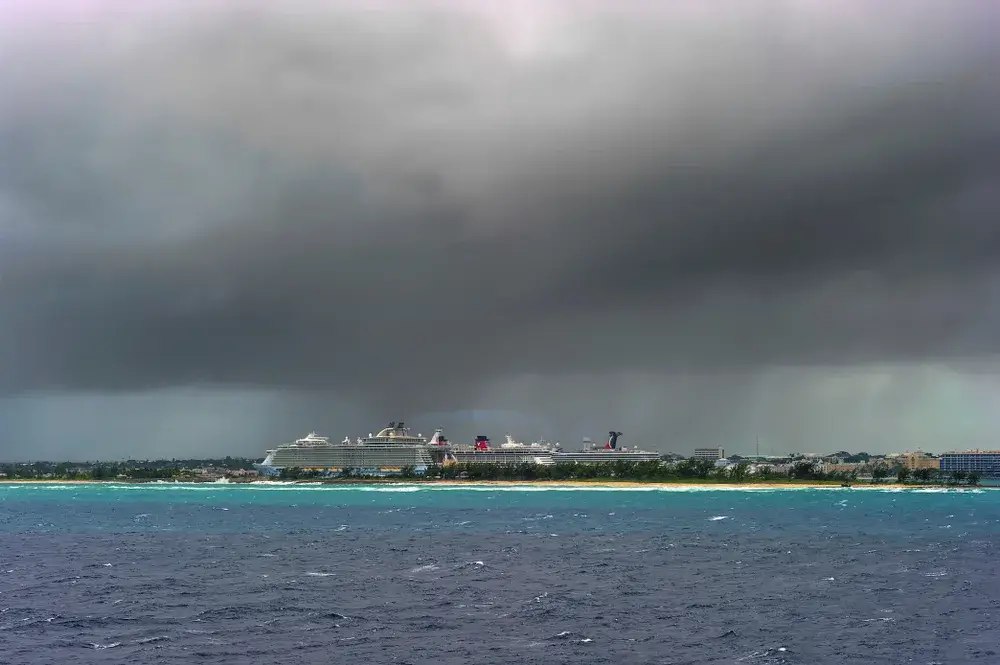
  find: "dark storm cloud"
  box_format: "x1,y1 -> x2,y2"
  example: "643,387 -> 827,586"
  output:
2,0 -> 1000,419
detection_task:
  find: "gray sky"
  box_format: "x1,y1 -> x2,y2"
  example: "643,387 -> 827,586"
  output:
2,0 -> 999,460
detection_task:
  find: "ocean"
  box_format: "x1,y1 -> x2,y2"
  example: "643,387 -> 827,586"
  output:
0,483 -> 996,664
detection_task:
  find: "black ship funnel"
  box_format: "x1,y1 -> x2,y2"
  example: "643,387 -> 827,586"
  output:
608,431 -> 623,449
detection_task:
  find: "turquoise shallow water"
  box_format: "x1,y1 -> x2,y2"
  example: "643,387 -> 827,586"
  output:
0,483 -> 997,664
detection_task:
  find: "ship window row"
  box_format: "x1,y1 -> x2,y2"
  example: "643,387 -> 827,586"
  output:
273,452 -> 433,463
275,451 -> 429,459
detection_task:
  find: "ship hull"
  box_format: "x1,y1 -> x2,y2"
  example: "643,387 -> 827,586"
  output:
451,450 -> 555,465
254,464 -> 433,477
553,452 -> 662,464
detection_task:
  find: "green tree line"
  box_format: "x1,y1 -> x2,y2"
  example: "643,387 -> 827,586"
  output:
275,459 -> 982,485
0,457 -> 257,480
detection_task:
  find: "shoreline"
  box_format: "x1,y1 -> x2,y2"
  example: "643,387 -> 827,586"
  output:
0,478 -> 979,490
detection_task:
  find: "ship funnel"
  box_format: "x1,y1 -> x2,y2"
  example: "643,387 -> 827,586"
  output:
608,431 -> 623,449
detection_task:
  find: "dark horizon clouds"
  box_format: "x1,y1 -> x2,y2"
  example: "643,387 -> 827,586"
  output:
2,0 -> 1000,459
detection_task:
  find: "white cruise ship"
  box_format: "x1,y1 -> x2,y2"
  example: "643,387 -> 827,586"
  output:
552,431 -> 662,464
256,422 -> 450,476
450,434 -> 558,465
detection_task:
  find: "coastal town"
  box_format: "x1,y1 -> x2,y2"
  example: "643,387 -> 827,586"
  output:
0,446 -> 994,484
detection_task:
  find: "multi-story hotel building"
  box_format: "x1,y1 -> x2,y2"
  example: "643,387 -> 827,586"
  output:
693,447 -> 725,461
938,450 -> 1000,477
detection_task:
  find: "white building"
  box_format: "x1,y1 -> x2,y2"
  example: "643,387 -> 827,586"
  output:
693,447 -> 725,461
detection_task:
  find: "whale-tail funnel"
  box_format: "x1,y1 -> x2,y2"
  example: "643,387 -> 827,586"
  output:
607,431 -> 623,449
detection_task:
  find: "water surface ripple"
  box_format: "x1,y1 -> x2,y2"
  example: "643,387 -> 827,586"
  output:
0,483 -> 996,664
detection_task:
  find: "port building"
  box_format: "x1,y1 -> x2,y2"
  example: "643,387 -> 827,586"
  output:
693,447 -> 725,461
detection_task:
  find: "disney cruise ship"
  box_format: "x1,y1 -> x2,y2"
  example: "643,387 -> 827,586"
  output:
449,434 -> 559,465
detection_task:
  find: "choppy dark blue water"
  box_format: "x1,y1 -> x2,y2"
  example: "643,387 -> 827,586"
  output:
0,483 -> 997,664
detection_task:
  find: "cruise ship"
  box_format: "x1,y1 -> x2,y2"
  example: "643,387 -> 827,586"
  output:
450,434 -> 558,465
552,431 -> 662,464
255,422 -> 451,476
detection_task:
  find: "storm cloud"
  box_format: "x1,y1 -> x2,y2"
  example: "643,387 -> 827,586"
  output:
1,0 -> 999,458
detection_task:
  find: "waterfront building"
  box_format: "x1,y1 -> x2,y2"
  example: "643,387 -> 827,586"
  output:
897,451 -> 939,471
693,447 -> 725,461
939,450 -> 1000,477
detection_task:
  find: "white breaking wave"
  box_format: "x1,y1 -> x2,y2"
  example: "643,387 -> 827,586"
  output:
0,482 -> 995,494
